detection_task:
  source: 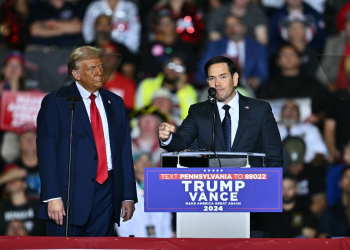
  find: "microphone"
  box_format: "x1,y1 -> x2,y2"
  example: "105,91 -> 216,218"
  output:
67,96 -> 82,102
208,87 -> 217,103
67,96 -> 82,110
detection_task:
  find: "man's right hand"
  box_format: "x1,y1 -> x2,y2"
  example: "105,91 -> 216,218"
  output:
159,122 -> 176,142
48,198 -> 66,225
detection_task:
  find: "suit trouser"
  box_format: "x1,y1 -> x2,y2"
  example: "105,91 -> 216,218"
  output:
46,173 -> 114,236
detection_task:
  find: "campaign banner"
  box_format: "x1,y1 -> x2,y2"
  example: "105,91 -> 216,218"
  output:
144,168 -> 282,212
1,91 -> 46,131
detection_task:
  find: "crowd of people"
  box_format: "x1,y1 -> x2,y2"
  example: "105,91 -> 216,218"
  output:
0,0 -> 350,238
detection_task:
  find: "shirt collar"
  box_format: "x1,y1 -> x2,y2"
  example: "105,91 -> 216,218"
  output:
75,81 -> 100,100
217,89 -> 239,111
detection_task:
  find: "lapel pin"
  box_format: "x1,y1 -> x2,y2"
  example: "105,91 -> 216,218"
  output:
108,100 -> 111,104
245,106 -> 249,109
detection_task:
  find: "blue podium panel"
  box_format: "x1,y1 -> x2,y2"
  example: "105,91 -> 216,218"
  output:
144,168 -> 282,213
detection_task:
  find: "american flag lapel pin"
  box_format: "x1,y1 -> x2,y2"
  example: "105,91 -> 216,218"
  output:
245,106 -> 249,109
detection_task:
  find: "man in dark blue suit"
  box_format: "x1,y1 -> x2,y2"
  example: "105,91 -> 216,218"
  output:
37,46 -> 137,236
196,15 -> 268,91
159,56 -> 283,236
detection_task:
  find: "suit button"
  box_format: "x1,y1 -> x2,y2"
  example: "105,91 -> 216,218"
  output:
91,178 -> 95,182
94,156 -> 97,160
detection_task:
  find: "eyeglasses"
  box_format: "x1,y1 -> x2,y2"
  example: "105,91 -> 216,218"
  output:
166,62 -> 186,73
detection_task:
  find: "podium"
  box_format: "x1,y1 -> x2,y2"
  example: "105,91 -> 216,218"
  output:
160,151 -> 268,238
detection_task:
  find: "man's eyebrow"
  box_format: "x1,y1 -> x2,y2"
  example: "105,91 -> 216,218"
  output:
208,73 -> 228,77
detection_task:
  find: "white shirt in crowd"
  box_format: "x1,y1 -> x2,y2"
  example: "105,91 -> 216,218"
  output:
115,183 -> 173,238
278,122 -> 328,163
82,0 -> 141,53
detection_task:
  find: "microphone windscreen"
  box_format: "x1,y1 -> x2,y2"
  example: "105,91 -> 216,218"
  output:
208,87 -> 217,97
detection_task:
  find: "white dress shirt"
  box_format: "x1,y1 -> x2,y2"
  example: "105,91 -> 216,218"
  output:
217,90 -> 240,146
226,40 -> 245,71
161,90 -> 240,148
76,82 -> 112,171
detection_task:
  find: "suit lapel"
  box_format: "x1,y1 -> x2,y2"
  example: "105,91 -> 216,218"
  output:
100,91 -> 116,161
67,83 -> 96,149
206,101 -> 225,151
231,94 -> 250,151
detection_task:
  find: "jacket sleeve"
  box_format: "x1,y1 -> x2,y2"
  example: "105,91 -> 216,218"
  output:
261,102 -> 284,167
120,99 -> 138,203
36,94 -> 62,201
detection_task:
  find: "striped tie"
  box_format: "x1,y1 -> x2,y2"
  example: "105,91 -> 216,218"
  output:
222,105 -> 231,152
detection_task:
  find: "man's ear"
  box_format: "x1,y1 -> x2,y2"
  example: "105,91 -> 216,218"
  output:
233,72 -> 239,87
71,70 -> 80,81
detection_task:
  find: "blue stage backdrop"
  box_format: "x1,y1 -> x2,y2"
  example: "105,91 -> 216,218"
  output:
144,168 -> 282,212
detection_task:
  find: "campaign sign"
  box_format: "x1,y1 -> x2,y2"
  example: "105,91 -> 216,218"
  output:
144,168 -> 282,212
1,91 -> 46,131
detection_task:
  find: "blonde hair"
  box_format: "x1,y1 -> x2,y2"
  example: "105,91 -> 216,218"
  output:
67,46 -> 103,76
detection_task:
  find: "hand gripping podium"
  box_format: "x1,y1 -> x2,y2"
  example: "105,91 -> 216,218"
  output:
151,151 -> 282,238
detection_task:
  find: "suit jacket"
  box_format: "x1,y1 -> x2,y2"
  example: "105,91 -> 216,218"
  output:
162,94 -> 283,167
195,37 -> 269,85
36,83 -> 137,226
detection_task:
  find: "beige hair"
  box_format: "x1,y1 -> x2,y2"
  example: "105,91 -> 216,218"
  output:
67,46 -> 103,76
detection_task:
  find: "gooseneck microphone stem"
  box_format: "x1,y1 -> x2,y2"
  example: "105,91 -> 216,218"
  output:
208,88 -> 221,168
211,99 -> 216,152
65,96 -> 82,237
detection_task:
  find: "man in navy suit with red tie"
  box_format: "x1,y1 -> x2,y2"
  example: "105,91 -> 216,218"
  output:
37,46 -> 137,236
159,56 -> 283,237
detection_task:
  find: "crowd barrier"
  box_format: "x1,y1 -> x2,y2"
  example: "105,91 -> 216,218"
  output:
0,236 -> 348,250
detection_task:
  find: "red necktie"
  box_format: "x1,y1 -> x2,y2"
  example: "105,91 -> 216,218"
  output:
89,94 -> 108,184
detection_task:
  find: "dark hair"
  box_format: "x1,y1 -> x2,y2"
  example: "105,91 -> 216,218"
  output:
204,56 -> 237,78
340,166 -> 350,180
283,173 -> 297,184
277,44 -> 301,59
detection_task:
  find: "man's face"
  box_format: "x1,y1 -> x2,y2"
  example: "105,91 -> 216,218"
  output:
48,0 -> 64,9
4,58 -> 23,81
207,63 -> 238,104
73,57 -> 104,93
152,97 -> 172,114
339,169 -> 350,193
286,0 -> 302,8
5,179 -> 26,195
157,16 -> 176,35
288,21 -> 306,42
281,101 -> 300,126
345,21 -> 350,39
101,47 -> 119,73
19,131 -> 37,155
283,179 -> 297,203
95,16 -> 112,40
234,0 -> 250,8
287,163 -> 303,176
277,47 -> 301,71
225,16 -> 246,41
163,58 -> 185,83
343,141 -> 350,165
138,114 -> 161,135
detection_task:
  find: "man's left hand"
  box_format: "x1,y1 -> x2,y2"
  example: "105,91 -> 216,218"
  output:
121,201 -> 135,222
